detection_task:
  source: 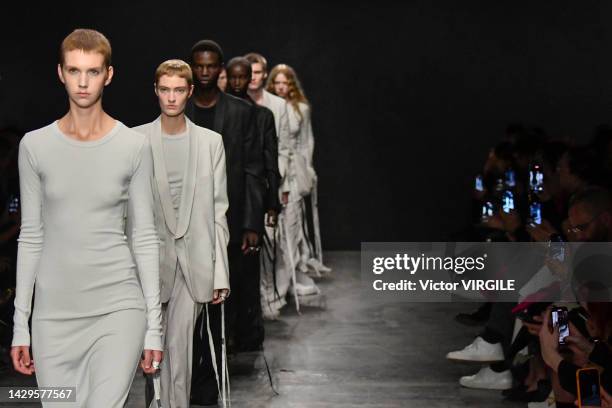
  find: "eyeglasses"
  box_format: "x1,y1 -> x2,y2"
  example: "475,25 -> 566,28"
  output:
566,213 -> 602,234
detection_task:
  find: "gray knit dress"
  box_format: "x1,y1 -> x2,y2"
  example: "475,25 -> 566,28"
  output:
12,121 -> 163,407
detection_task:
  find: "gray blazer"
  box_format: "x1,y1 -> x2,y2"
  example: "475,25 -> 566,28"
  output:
261,90 -> 291,192
132,117 -> 230,303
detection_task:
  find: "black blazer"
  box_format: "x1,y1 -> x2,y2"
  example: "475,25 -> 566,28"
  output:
186,92 -> 265,243
252,103 -> 281,213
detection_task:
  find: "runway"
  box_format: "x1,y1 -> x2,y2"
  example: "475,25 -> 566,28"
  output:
1,251 -> 523,407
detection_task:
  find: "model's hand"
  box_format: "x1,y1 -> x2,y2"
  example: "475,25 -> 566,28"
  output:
212,288 -> 229,304
281,192 -> 289,205
266,210 -> 278,227
141,349 -> 163,375
241,231 -> 259,255
11,346 -> 35,375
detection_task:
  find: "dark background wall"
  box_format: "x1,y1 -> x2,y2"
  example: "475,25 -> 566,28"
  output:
1,1 -> 611,249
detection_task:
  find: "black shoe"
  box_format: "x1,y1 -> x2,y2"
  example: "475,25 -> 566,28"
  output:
455,303 -> 491,326
503,380 -> 551,402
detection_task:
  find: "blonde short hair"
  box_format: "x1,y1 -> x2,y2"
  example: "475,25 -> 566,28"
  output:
60,29 -> 112,67
155,59 -> 193,87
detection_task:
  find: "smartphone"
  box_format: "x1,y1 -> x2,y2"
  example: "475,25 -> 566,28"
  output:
502,190 -> 514,213
551,306 -> 569,345
529,201 -> 542,225
529,164 -> 544,193
576,367 -> 601,407
481,201 -> 494,220
475,175 -> 484,192
548,234 -> 566,262
7,195 -> 19,214
505,169 -> 516,188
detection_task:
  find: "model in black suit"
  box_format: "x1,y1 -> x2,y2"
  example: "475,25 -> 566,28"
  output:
224,57 -> 282,353
186,40 -> 265,406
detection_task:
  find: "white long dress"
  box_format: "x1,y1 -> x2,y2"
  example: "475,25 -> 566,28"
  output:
260,102 -> 321,319
13,121 -> 162,407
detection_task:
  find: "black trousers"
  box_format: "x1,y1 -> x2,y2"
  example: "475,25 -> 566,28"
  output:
227,245 -> 264,350
190,243 -> 265,403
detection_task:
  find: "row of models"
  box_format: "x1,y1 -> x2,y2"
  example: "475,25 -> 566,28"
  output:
9,29 -> 330,408
236,55 -> 332,320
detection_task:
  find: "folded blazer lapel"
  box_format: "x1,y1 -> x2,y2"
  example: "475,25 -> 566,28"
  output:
175,117 -> 199,238
150,117 -> 178,235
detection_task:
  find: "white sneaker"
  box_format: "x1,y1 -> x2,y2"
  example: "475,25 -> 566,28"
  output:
446,336 -> 504,362
459,366 -> 512,390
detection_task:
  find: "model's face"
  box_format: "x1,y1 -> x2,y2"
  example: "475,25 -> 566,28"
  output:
217,69 -> 227,92
273,72 -> 289,98
226,64 -> 251,98
191,51 -> 222,90
58,50 -> 113,109
249,62 -> 266,91
155,75 -> 193,117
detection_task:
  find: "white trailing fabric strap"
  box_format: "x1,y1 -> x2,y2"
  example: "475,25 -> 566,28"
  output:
153,371 -> 162,407
280,211 -> 300,314
204,303 -> 231,407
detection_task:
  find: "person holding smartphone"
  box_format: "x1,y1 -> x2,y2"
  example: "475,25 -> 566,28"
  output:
10,29 -> 163,407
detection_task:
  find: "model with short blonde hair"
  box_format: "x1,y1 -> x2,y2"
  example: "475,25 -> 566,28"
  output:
10,28 -> 163,407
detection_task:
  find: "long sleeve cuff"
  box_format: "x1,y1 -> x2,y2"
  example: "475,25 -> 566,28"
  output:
144,330 -> 163,351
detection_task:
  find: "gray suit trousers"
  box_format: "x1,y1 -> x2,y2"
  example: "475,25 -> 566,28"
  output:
148,263 -> 203,408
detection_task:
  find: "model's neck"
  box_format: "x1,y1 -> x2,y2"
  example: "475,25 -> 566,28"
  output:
161,113 -> 187,135
60,101 -> 113,140
248,87 -> 264,105
194,86 -> 220,108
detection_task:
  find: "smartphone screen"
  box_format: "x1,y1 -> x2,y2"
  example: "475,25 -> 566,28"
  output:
481,201 -> 494,220
552,307 -> 569,345
529,165 -> 544,193
8,195 -> 19,214
505,169 -> 516,188
502,190 -> 514,213
529,201 -> 542,225
475,175 -> 484,192
577,368 -> 601,407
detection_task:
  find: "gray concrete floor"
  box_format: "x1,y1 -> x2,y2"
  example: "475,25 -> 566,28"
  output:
0,251 -> 525,407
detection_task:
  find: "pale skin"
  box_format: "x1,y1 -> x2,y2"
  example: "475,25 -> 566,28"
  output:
154,73 -> 229,303
11,49 -> 163,376
247,62 -> 266,105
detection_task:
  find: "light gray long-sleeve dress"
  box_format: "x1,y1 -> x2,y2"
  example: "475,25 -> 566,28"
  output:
12,121 -> 162,407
